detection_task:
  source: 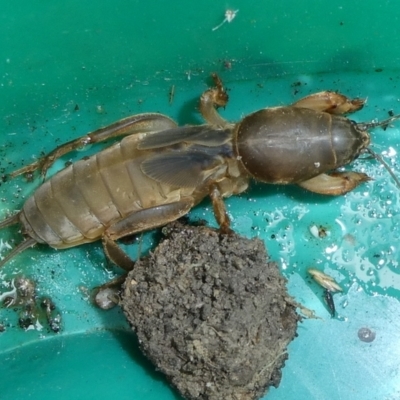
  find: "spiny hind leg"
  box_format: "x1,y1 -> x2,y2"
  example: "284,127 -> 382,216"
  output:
209,183 -> 233,234
292,91 -> 365,115
102,199 -> 194,271
297,172 -> 371,195
11,113 -> 177,179
96,199 -> 194,309
101,186 -> 234,270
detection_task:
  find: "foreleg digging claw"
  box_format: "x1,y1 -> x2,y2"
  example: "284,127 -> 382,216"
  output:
292,91 -> 365,115
298,172 -> 371,195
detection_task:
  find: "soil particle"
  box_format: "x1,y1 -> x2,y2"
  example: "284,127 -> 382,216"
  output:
121,222 -> 300,400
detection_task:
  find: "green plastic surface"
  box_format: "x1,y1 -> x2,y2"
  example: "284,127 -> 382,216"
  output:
1,2 -> 400,400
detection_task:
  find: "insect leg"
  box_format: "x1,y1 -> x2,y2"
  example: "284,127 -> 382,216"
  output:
209,184 -> 232,234
102,199 -> 194,270
297,171 -> 371,195
11,113 -> 177,179
291,91 -> 365,115
199,73 -> 233,127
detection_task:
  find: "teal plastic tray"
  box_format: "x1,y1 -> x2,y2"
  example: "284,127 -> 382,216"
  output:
1,2 -> 400,399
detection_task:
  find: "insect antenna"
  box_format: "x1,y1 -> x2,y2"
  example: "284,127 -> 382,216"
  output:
364,147 -> 400,190
356,112 -> 400,189
356,113 -> 400,131
0,237 -> 37,269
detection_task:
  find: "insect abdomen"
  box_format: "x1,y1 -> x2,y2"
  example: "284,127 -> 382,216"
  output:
20,140 -> 172,249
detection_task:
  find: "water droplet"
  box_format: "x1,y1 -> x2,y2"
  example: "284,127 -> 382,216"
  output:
357,327 -> 376,343
366,268 -> 375,276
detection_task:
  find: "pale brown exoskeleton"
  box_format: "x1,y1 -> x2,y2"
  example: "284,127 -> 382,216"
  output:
1,74 -> 399,272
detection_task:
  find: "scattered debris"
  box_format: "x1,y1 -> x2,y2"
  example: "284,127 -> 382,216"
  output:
0,276 -> 61,333
94,286 -> 120,310
223,59 -> 233,70
0,238 -> 12,260
121,221 -> 300,400
308,269 -> 342,293
212,9 -> 239,31
169,84 -> 175,105
323,289 -> 336,317
308,268 -> 342,318
0,278 -> 17,304
41,297 -> 62,333
309,225 -> 328,238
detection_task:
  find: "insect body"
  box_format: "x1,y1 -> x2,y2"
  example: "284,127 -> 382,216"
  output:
0,74 -> 399,270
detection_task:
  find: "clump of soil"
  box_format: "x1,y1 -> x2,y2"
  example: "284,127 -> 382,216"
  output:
121,222 -> 300,400
0,276 -> 61,333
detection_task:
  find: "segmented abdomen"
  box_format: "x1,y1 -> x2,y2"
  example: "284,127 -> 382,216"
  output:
20,137 -> 177,249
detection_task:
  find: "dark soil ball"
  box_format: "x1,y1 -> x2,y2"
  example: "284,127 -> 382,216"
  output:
121,222 -> 300,400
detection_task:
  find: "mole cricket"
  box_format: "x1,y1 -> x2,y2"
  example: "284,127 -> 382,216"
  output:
0,74 -> 399,289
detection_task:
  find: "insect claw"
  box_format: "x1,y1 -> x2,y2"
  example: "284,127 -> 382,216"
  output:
218,225 -> 234,236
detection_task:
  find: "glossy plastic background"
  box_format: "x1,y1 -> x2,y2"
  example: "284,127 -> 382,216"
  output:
1,2 -> 400,399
